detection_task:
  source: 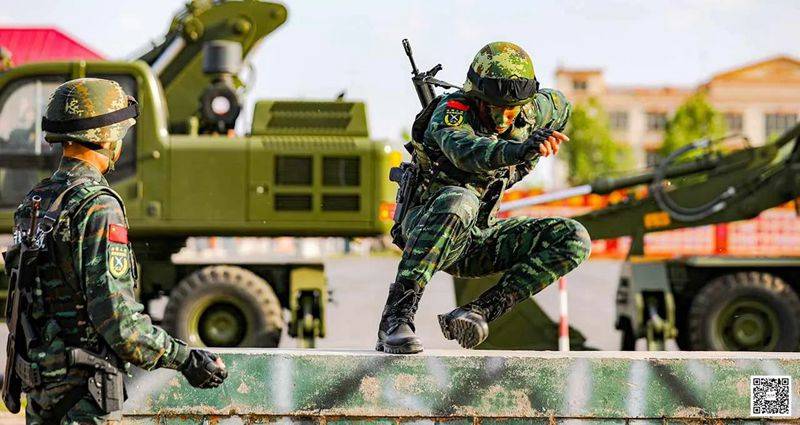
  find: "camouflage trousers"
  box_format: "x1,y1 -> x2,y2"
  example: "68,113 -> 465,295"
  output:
25,383 -> 121,425
395,186 -> 591,322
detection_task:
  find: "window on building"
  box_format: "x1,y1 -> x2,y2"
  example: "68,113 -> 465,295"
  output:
573,80 -> 588,91
646,112 -> 668,131
765,113 -> 798,140
609,111 -> 629,131
724,113 -> 743,133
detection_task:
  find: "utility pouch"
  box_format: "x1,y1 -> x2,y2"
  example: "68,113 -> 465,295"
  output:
68,348 -> 124,414
389,161 -> 421,248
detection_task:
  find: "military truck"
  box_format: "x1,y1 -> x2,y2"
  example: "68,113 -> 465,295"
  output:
491,124 -> 800,352
0,0 -> 397,348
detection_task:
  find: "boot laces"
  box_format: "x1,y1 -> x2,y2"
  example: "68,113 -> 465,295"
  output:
388,289 -> 420,329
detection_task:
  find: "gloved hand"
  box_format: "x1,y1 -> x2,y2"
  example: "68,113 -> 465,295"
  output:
519,128 -> 554,160
180,349 -> 228,389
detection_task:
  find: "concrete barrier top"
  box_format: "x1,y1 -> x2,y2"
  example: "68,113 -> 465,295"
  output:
123,349 -> 800,424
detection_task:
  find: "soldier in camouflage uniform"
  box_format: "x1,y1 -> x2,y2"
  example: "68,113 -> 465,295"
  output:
6,78 -> 227,424
376,42 -> 591,354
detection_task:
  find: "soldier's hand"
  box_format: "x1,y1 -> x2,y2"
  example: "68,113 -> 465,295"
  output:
536,130 -> 569,157
520,129 -> 569,159
180,349 -> 228,389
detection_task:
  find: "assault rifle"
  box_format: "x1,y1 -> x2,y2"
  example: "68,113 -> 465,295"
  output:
2,196 -> 41,413
402,39 -> 461,108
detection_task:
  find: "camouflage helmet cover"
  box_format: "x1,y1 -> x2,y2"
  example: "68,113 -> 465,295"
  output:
463,42 -> 538,106
43,78 -> 136,145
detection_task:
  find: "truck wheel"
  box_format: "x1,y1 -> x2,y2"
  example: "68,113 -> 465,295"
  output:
687,272 -> 800,351
163,266 -> 283,348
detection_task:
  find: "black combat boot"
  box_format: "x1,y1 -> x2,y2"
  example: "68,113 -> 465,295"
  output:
437,308 -> 489,349
376,280 -> 424,354
438,284 -> 512,349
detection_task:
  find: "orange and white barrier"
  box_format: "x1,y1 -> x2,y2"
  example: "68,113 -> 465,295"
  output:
558,277 -> 569,352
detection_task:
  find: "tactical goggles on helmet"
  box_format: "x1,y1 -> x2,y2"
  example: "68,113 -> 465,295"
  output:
467,67 -> 539,106
41,96 -> 139,135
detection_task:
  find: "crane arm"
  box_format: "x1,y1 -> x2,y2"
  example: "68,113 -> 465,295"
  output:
136,0 -> 287,133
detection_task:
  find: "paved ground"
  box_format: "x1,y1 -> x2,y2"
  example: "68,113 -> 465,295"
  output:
313,257 -> 625,351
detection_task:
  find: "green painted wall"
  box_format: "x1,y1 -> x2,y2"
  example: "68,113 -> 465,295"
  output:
121,350 -> 800,423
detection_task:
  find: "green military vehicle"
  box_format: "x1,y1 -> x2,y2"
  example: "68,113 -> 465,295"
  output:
0,0 -> 397,348
488,124 -> 800,352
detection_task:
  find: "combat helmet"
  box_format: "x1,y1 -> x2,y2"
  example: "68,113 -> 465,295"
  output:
42,78 -> 139,170
463,42 -> 539,106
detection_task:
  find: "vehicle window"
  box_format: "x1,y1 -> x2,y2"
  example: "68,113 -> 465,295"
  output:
89,74 -> 138,182
0,76 -> 66,207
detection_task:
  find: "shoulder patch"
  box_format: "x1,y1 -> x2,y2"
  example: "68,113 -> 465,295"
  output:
108,244 -> 130,279
108,223 -> 128,244
446,100 -> 469,111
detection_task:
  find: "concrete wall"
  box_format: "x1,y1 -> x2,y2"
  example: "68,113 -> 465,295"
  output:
122,349 -> 800,424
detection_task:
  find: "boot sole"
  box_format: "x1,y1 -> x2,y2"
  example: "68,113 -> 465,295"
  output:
376,340 -> 423,354
438,314 -> 489,349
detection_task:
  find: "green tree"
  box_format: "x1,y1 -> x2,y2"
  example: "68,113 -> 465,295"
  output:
659,91 -> 727,157
562,98 -> 633,185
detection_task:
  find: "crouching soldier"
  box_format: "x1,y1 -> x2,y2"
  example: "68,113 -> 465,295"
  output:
377,42 -> 591,353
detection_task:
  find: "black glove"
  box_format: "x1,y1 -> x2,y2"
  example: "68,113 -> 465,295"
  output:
518,128 -> 554,160
180,349 -> 228,389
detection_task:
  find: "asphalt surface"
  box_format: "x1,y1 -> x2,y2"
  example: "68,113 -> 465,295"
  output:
314,257 -> 625,350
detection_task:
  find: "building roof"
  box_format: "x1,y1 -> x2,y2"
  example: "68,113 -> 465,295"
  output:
707,55 -> 800,84
0,28 -> 102,65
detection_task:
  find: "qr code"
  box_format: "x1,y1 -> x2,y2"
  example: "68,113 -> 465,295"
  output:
751,375 -> 791,417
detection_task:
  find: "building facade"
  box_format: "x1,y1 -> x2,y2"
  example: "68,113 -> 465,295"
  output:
556,56 -> 800,167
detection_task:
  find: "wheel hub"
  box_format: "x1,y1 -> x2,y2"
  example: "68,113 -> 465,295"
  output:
198,302 -> 248,347
716,299 -> 779,351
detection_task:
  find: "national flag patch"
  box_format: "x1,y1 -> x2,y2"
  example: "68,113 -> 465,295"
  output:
108,224 -> 128,244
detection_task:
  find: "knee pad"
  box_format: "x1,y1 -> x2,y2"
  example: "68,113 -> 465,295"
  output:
562,218 -> 592,262
429,187 -> 480,228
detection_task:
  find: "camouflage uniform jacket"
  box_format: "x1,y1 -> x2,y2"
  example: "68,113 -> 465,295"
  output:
13,157 -> 188,394
415,89 -> 571,204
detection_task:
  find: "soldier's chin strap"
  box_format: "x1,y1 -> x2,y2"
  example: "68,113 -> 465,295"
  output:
41,96 -> 138,172
71,140 -> 121,172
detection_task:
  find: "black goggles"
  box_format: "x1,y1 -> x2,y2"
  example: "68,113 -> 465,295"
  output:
467,67 -> 539,105
42,96 -> 139,134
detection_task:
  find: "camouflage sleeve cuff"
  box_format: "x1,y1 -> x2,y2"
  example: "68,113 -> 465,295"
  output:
163,339 -> 191,370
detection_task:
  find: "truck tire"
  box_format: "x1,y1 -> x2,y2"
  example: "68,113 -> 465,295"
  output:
687,272 -> 800,351
163,265 -> 283,348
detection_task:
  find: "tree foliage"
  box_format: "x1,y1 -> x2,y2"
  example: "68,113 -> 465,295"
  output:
659,91 -> 727,158
562,98 -> 633,185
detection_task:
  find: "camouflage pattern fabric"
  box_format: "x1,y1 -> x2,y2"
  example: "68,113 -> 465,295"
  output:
43,78 -> 135,146
463,42 -> 536,105
26,391 -> 121,425
393,85 -> 587,324
15,157 -> 188,423
414,89 -> 571,202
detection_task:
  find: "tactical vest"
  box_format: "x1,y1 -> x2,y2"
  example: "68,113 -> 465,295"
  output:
12,178 -> 125,373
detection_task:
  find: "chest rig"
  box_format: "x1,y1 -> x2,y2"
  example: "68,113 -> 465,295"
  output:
10,179 -> 125,353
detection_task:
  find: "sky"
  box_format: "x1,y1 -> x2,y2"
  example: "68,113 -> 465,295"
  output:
1,0 -> 799,143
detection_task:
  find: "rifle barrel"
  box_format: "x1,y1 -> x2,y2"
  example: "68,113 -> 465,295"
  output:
402,39 -> 419,75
